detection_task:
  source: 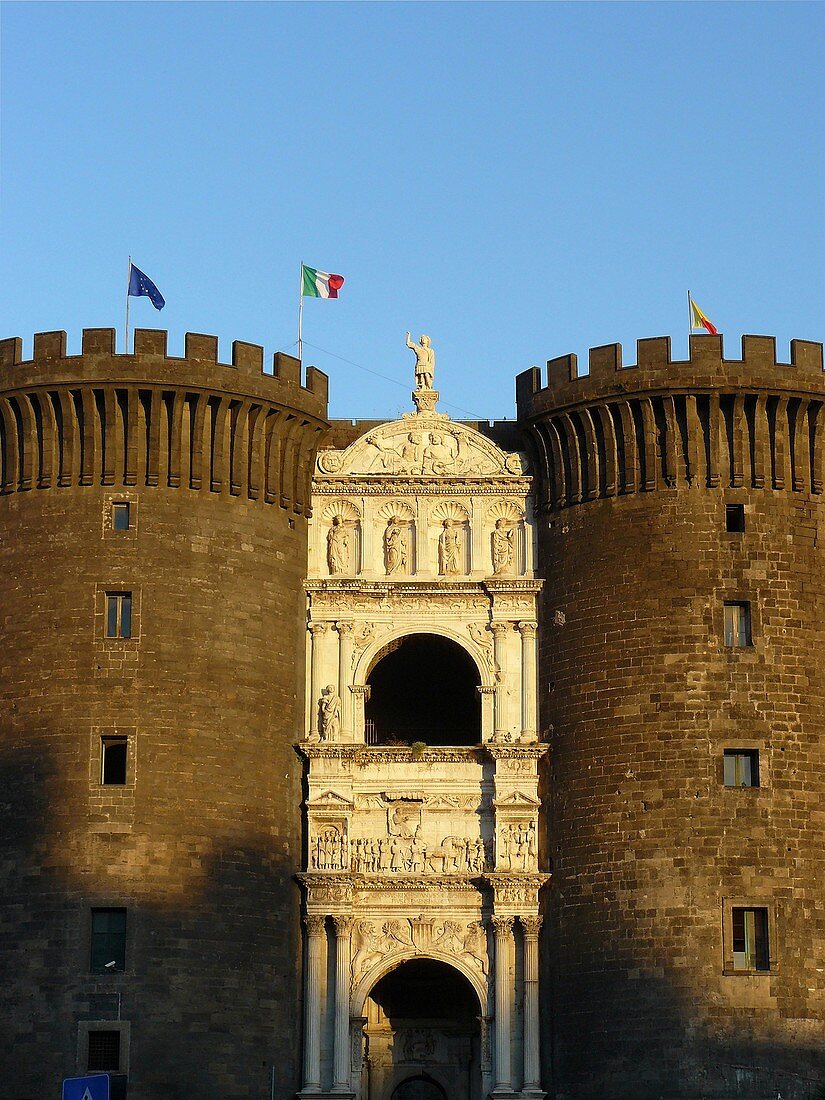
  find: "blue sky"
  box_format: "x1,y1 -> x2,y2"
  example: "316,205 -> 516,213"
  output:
2,2 -> 824,420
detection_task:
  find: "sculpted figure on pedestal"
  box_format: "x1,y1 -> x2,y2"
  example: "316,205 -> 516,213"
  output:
439,519 -> 462,575
384,516 -> 409,575
319,684 -> 341,742
491,518 -> 515,575
326,515 -> 351,575
406,332 -> 435,390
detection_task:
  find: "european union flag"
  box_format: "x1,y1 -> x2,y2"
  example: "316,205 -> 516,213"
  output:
128,263 -> 165,310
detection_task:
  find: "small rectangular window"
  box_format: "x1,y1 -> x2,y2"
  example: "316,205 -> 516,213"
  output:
90,908 -> 127,972
724,749 -> 759,787
732,907 -> 769,971
723,601 -> 751,647
112,502 -> 131,531
725,504 -> 745,532
101,737 -> 128,785
105,593 -> 132,639
87,1029 -> 121,1071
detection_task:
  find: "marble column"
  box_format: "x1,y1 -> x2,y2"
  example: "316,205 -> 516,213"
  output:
331,915 -> 353,1092
521,915 -> 543,1093
518,621 -> 538,741
336,621 -> 354,741
492,915 -> 515,1093
308,623 -> 327,740
490,623 -> 509,741
301,915 -> 326,1093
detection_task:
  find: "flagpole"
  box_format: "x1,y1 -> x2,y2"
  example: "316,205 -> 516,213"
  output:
687,289 -> 693,343
298,262 -> 304,363
125,256 -> 132,354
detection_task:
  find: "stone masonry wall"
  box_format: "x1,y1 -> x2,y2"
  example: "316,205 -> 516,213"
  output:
0,330 -> 328,1099
518,335 -> 825,1100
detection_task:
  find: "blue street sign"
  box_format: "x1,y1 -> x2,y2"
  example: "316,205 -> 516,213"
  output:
62,1075 -> 110,1100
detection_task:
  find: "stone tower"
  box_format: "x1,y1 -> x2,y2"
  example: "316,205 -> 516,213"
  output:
0,329 -> 327,1098
517,334 -> 825,1100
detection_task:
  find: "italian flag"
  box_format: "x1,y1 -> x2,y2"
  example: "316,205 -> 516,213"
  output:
302,265 -> 345,299
689,296 -> 718,335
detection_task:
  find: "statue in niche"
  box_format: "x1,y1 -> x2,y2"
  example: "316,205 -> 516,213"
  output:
491,518 -> 515,575
439,519 -> 462,575
326,515 -> 351,575
384,516 -> 409,575
319,684 -> 341,742
406,332 -> 435,390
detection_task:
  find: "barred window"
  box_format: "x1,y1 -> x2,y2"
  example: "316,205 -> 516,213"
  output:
87,1029 -> 121,1071
724,750 -> 759,788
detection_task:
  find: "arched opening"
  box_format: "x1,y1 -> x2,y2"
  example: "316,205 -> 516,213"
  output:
365,959 -> 481,1100
390,1075 -> 447,1100
365,634 -> 481,746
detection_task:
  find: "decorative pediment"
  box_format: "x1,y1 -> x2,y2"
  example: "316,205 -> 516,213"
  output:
493,791 -> 541,808
316,414 -> 524,480
307,790 -> 355,810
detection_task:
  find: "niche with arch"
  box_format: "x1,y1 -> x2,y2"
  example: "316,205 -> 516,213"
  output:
486,499 -> 526,576
376,500 -> 416,575
322,498 -> 362,576
431,500 -> 470,575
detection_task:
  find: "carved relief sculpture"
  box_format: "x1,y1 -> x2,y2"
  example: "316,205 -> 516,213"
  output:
319,684 -> 342,742
497,820 -> 538,871
439,519 -> 462,575
326,515 -> 351,575
384,516 -> 409,575
491,518 -> 515,575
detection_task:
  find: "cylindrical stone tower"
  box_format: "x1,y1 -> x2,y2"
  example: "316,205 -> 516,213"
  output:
0,329 -> 328,1099
517,334 -> 825,1100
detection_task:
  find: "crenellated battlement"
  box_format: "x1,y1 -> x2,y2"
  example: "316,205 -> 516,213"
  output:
516,334 -> 825,511
516,334 -> 824,418
0,328 -> 328,415
0,329 -> 329,514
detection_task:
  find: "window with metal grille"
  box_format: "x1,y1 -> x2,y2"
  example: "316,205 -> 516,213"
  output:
732,907 -> 769,971
90,908 -> 127,972
105,593 -> 132,639
723,749 -> 759,787
101,737 -> 128,785
87,1029 -> 121,1071
723,601 -> 751,647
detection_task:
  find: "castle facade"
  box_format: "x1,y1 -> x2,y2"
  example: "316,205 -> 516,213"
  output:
0,328 -> 822,1100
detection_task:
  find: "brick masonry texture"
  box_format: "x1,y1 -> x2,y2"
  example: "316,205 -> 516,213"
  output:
0,332 -> 328,1099
519,336 -> 825,1100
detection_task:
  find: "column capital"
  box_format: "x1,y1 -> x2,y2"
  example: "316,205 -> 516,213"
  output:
490,915 -> 515,935
350,684 -> 371,698
517,620 -> 538,638
335,620 -> 355,635
308,621 -> 328,636
331,914 -> 353,936
490,621 -> 510,638
304,914 -> 327,936
520,914 -> 543,937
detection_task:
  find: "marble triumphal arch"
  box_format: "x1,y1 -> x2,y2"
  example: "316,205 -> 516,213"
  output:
297,343 -> 547,1099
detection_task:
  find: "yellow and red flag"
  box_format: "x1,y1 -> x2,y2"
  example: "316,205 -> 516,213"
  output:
689,296 -> 718,335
